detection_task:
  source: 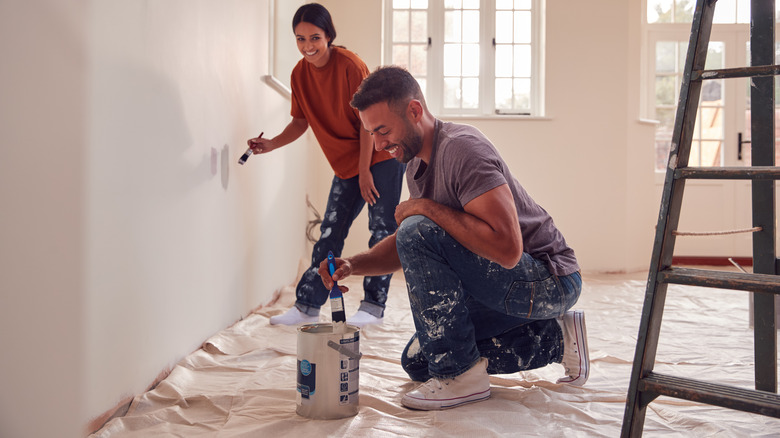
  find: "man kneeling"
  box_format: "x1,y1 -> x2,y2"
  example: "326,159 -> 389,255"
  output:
320,66 -> 588,410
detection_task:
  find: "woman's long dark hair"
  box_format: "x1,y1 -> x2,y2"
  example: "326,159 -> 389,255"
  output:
292,3 -> 337,47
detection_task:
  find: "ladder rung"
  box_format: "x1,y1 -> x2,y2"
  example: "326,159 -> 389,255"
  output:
658,267 -> 780,294
693,64 -> 780,80
675,166 -> 780,180
639,372 -> 780,418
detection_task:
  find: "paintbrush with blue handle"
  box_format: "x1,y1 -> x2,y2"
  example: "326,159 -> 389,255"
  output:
327,251 -> 346,323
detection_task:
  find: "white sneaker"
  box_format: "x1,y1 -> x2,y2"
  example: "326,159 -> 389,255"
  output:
269,307 -> 318,326
401,358 -> 491,410
346,310 -> 383,327
556,310 -> 589,386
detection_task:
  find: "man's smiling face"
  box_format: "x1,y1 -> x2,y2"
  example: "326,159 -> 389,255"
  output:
360,101 -> 423,164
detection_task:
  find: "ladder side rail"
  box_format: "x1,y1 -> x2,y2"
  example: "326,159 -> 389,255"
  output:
750,0 -> 778,394
621,0 -> 718,436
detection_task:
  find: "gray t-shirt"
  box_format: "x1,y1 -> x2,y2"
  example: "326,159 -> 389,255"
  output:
406,120 -> 579,276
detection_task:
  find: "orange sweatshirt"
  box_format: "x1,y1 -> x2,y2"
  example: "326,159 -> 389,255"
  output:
290,46 -> 392,179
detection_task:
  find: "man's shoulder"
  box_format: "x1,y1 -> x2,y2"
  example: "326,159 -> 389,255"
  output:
439,122 -> 492,152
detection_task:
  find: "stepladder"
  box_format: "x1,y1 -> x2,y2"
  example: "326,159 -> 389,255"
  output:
622,0 -> 780,436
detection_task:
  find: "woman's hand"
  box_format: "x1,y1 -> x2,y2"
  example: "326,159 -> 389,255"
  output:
247,135 -> 277,155
359,171 -> 380,206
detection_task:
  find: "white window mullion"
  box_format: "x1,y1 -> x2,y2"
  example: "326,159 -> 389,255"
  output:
532,0 -> 545,116
482,0 -> 496,116
428,0 -> 444,114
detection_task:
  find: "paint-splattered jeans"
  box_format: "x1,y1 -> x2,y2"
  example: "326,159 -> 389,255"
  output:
295,159 -> 406,318
396,215 -> 582,380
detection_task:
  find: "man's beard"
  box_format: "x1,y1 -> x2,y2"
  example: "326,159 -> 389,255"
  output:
397,120 -> 423,163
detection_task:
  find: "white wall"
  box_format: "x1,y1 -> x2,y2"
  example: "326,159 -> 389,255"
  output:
0,0 -> 662,436
0,2 -> 88,437
1,1 -> 312,436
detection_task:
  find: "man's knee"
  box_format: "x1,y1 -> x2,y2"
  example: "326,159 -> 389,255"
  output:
396,215 -> 438,251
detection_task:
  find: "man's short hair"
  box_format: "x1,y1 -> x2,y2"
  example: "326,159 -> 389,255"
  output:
350,66 -> 425,114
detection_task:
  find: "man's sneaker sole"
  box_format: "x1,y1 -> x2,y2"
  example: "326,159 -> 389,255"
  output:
557,310 -> 589,386
401,388 -> 491,410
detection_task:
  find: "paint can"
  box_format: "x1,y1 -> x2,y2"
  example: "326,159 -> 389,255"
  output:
296,323 -> 361,419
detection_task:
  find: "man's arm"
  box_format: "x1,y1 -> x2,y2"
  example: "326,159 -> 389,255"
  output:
394,184 -> 522,269
319,232 -> 402,291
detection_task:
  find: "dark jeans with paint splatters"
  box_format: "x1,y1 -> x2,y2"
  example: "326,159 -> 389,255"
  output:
294,159 -> 406,318
396,215 -> 582,381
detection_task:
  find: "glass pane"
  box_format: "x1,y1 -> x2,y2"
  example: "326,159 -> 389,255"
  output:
495,78 -> 512,109
655,75 -> 676,106
443,44 -> 461,76
656,41 -> 676,73
713,0 -> 737,24
496,0 -> 513,9
700,140 -> 723,166
678,42 -> 688,71
393,11 -> 409,42
495,46 -> 512,77
462,44 -> 479,76
444,10 -> 462,43
394,0 -> 411,8
411,11 -> 427,42
444,77 -> 461,108
514,44 -> 531,77
704,42 -> 724,70
701,80 -> 722,103
655,107 -> 676,171
417,78 -> 427,99
410,0 -> 428,8
463,11 -> 480,43
463,0 -> 480,9
514,11 -> 531,43
647,0 -> 673,23
689,140 -> 702,166
393,45 -> 410,68
675,0 -> 695,22
410,45 -> 427,76
495,11 -> 512,44
736,0 -> 750,23
515,0 -> 531,9
445,0 -> 461,8
462,78 -> 479,108
514,78 -> 531,110
699,106 -> 723,140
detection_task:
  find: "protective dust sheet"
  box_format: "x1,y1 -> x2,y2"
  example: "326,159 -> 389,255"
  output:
91,271 -> 780,437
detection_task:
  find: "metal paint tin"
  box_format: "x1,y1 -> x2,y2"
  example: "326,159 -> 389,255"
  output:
296,323 -> 361,419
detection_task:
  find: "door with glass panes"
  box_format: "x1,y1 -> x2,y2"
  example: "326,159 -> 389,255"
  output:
649,26 -> 780,259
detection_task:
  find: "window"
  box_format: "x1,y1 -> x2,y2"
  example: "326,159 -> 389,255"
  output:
385,0 -> 544,116
644,0 -> 780,171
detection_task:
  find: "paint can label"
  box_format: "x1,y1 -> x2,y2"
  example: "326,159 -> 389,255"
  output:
297,359 -> 316,399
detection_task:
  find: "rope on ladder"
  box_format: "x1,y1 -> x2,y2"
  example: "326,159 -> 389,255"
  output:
672,226 -> 763,236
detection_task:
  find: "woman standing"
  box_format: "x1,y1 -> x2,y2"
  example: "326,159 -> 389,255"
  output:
248,3 -> 404,327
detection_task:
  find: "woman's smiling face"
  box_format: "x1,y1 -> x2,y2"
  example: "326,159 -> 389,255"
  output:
294,22 -> 331,68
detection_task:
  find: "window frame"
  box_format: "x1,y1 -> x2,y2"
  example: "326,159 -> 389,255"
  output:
382,0 -> 546,117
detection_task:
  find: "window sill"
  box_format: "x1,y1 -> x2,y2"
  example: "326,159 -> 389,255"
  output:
440,114 -> 552,122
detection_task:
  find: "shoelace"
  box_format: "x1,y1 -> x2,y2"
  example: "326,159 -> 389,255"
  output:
421,377 -> 449,393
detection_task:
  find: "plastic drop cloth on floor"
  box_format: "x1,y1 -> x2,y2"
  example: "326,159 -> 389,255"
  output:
91,271 -> 780,437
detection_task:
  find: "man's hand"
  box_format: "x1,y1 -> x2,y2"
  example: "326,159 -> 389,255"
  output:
318,256 -> 353,293
394,198 -> 433,225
